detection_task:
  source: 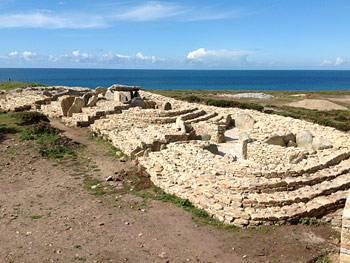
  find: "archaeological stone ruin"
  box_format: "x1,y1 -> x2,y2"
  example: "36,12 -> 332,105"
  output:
2,84 -> 350,250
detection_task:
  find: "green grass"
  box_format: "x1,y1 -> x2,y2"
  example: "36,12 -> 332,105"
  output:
148,89 -> 350,132
299,217 -> 319,226
88,134 -> 125,159
0,81 -> 47,91
267,106 -> 350,131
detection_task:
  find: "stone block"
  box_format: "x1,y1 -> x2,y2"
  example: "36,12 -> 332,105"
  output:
234,113 -> 255,131
60,96 -> 75,117
67,97 -> 85,117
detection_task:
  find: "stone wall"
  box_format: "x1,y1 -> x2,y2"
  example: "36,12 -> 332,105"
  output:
341,194 -> 350,262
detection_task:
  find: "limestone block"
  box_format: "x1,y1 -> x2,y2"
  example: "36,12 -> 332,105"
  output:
67,97 -> 85,117
296,130 -> 313,150
235,114 -> 255,131
230,140 -> 248,159
87,95 -> 98,107
60,96 -> 75,117
114,91 -> 132,103
105,89 -> 114,101
82,92 -> 94,105
225,114 -> 233,128
265,135 -> 286,146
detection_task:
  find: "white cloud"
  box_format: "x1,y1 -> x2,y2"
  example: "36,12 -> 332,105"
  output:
8,51 -> 18,56
114,1 -> 187,21
187,48 -> 251,67
335,57 -> 344,66
0,2 -> 237,29
0,10 -> 106,29
22,51 -> 36,60
321,57 -> 349,66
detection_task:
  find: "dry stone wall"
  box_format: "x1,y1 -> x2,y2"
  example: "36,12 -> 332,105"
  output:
2,86 -> 350,230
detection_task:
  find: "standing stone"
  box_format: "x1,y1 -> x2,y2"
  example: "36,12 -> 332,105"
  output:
82,92 -> 94,105
176,117 -> 186,133
164,102 -> 172,110
87,95 -> 98,107
60,96 -> 75,117
105,89 -> 114,101
234,114 -> 255,131
67,97 -> 85,117
296,130 -> 314,150
231,140 -> 248,159
114,91 -> 131,103
95,86 -> 107,96
216,134 -> 226,143
134,90 -> 141,98
225,114 -> 233,128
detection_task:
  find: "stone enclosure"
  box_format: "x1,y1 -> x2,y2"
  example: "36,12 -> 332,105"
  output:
1,84 -> 350,233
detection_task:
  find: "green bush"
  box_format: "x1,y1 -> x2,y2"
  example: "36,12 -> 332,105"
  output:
32,121 -> 57,135
16,111 -> 49,125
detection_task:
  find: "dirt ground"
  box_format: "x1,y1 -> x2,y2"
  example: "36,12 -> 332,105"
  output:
0,120 -> 341,263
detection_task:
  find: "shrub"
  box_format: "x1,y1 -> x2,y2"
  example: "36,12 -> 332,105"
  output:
32,121 -> 57,135
16,111 -> 49,125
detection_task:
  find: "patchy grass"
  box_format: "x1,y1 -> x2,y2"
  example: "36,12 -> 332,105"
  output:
30,215 -> 42,220
0,81 -> 47,91
299,217 -> 319,226
88,134 -> 126,159
148,89 -> 350,132
135,186 -> 240,230
266,106 -> 350,131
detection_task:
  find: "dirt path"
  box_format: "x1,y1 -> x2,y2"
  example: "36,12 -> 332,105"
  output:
0,121 -> 341,263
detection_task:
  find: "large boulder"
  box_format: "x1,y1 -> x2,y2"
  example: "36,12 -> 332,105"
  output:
95,86 -> 107,96
67,97 -> 85,117
265,135 -> 285,146
82,92 -> 94,105
312,137 -> 333,151
52,89 -> 83,101
225,114 -> 233,128
60,96 -> 75,117
114,91 -> 132,103
129,98 -> 146,109
234,114 -> 255,131
105,89 -> 114,101
87,95 -> 98,107
296,130 -> 314,150
203,144 -> 219,155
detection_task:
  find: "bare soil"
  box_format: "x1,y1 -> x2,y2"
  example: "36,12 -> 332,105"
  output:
288,99 -> 348,111
0,120 -> 341,263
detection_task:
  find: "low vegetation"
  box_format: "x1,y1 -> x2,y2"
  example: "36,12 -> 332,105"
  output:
0,81 -> 47,91
148,89 -> 350,132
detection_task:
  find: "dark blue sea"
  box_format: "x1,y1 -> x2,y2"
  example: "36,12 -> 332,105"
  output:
1,68 -> 350,91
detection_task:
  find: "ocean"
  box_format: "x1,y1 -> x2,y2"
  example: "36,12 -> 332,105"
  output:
0,68 -> 350,91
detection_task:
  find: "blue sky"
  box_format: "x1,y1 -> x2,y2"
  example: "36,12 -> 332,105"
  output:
0,0 -> 349,69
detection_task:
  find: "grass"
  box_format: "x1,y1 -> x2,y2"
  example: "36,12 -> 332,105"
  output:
299,217 -> 319,226
0,81 -> 47,91
148,89 -> 350,132
88,134 -> 126,159
135,186 -> 240,230
30,215 -> 42,220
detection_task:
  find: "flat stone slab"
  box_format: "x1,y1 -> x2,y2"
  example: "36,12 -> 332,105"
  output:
108,84 -> 141,92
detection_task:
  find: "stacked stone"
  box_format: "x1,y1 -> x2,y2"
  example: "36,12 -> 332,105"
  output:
341,195 -> 350,263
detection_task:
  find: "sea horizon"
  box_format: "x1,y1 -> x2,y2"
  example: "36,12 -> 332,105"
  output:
1,68 -> 350,91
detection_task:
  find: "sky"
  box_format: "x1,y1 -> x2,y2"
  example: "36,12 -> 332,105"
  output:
0,0 -> 349,69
